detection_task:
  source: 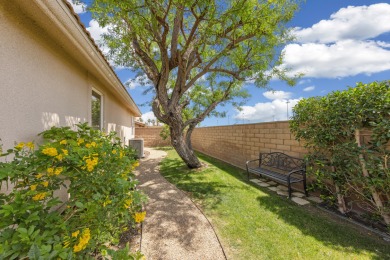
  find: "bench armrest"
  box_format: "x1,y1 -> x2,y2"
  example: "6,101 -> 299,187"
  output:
287,168 -> 306,177
246,159 -> 260,165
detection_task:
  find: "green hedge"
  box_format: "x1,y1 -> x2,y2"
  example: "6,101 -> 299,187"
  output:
290,81 -> 390,226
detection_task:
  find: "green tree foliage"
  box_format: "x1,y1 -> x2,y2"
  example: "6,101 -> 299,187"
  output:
88,0 -> 301,168
290,81 -> 390,226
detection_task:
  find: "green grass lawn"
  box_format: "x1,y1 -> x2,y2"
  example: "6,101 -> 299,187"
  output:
158,148 -> 390,260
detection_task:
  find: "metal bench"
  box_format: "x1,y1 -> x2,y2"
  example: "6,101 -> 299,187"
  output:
246,152 -> 308,198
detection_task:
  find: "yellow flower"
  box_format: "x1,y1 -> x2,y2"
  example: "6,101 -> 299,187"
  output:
36,173 -> 43,179
112,150 -> 117,154
60,140 -> 67,145
56,154 -> 63,161
62,149 -> 68,156
30,184 -> 37,191
32,192 -> 46,201
85,142 -> 97,149
42,181 -> 49,187
55,167 -> 63,175
134,211 -> 146,223
15,142 -> 25,150
42,147 -> 58,157
119,151 -> 124,159
73,244 -> 82,253
26,142 -> 34,149
103,199 -> 112,207
47,168 -> 54,176
73,228 -> 90,252
133,161 -> 140,168
77,138 -> 84,145
72,230 -> 80,238
87,165 -> 94,172
124,199 -> 132,208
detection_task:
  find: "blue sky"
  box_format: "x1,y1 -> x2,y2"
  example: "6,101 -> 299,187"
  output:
69,1 -> 390,126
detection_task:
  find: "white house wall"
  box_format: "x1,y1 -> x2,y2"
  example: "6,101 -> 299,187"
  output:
0,2 -> 136,195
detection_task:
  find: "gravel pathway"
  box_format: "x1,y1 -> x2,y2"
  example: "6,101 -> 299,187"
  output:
134,148 -> 226,260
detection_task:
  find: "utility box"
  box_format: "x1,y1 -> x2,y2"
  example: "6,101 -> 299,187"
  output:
129,138 -> 144,158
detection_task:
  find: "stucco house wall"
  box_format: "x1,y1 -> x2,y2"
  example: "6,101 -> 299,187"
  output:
0,1 -> 141,196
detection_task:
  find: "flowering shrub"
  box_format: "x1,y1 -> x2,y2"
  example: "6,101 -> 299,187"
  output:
0,123 -> 146,259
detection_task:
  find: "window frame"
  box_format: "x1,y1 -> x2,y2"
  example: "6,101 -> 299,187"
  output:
91,88 -> 103,131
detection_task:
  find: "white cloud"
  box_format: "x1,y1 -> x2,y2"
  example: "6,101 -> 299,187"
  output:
281,4 -> 390,79
294,3 -> 390,43
303,86 -> 315,92
377,41 -> 390,48
298,79 -> 311,85
86,20 -> 109,47
86,20 -> 132,70
67,0 -> 86,14
125,75 -> 151,90
86,20 -> 134,70
282,40 -> 390,78
235,98 -> 301,122
141,111 -> 158,125
263,90 -> 292,100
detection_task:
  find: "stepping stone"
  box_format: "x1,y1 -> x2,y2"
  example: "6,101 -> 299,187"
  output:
258,182 -> 270,187
307,196 -> 323,203
267,181 -> 277,186
292,192 -> 305,198
291,197 -> 310,206
276,185 -> 288,191
268,186 -> 278,192
250,179 -> 262,184
277,190 -> 289,196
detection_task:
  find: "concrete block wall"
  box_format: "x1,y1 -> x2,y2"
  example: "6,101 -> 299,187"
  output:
191,121 -> 307,169
135,121 -> 307,169
135,127 -> 171,147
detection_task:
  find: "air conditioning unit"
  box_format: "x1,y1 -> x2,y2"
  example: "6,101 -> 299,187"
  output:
129,138 -> 144,158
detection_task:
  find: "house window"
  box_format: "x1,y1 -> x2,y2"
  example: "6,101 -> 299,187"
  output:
91,90 -> 102,130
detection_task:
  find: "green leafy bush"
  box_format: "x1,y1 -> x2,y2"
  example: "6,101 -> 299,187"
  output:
290,81 -> 390,226
0,123 -> 146,259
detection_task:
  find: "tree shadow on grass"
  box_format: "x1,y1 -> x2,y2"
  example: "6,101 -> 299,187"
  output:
193,152 -> 390,259
159,157 -> 231,210
255,195 -> 390,259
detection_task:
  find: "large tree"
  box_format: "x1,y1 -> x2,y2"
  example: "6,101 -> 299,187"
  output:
89,0 -> 301,168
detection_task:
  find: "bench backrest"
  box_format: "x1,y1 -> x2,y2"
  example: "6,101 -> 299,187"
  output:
260,152 -> 305,172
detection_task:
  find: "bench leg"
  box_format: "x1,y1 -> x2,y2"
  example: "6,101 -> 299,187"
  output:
288,181 -> 292,199
303,181 -> 308,197
303,175 -> 308,197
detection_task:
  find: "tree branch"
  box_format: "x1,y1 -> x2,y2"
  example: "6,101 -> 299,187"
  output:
131,35 -> 159,84
170,5 -> 183,69
208,68 -> 245,81
184,33 -> 255,91
184,81 -> 235,128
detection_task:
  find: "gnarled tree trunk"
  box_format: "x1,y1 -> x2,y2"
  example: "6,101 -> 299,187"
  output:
169,124 -> 201,169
